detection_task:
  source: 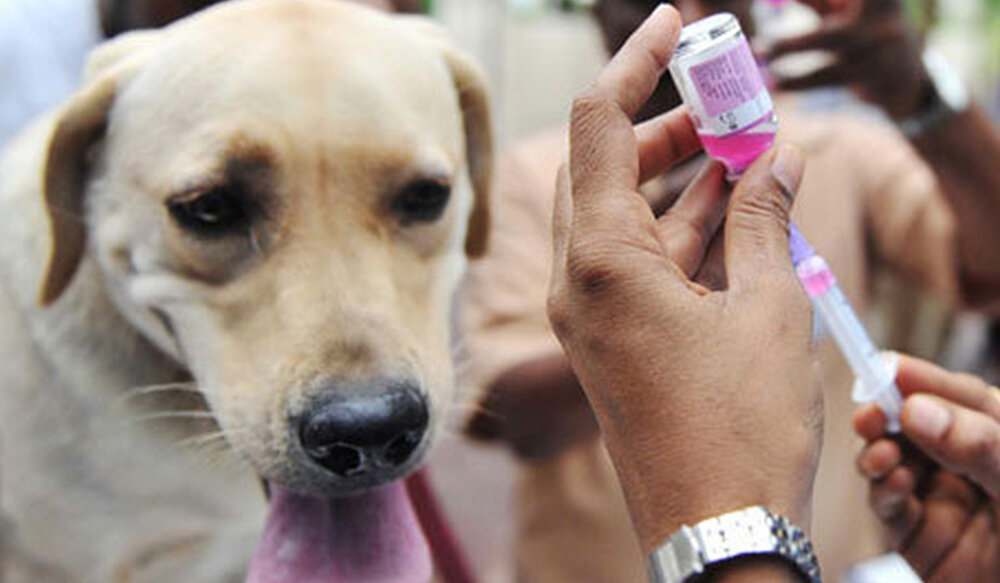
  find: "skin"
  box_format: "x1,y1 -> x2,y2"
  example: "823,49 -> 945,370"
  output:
548,7 -> 820,582
854,354 -> 1000,582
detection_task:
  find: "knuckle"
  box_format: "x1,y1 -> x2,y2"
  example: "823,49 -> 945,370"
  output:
968,425 -> 1000,469
671,213 -> 712,255
546,290 -> 573,338
565,244 -> 626,296
571,91 -> 612,126
637,43 -> 672,79
731,185 -> 791,228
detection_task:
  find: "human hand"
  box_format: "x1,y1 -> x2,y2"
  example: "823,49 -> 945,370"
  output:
854,354 -> 1000,581
768,0 -> 929,120
547,4 -> 821,554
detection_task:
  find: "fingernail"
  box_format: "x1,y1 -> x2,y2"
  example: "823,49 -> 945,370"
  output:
651,2 -> 672,19
771,145 -> 804,197
907,395 -> 951,440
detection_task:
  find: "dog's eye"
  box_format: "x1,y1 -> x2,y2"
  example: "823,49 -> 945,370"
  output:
167,187 -> 252,236
392,179 -> 451,224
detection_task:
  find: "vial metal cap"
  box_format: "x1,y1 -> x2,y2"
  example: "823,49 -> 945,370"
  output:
673,12 -> 741,60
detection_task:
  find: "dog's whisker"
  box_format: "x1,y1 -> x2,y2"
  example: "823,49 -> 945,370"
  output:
116,382 -> 200,402
249,227 -> 263,256
127,411 -> 217,424
171,431 -> 234,451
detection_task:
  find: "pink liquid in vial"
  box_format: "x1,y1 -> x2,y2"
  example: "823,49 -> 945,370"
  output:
698,126 -> 776,179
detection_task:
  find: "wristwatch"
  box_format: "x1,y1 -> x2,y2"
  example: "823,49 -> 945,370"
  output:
898,48 -> 970,139
648,506 -> 821,583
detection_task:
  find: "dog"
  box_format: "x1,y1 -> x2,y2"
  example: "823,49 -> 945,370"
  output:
0,1 -> 491,581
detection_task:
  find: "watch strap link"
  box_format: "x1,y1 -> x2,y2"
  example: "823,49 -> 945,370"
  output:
648,506 -> 821,583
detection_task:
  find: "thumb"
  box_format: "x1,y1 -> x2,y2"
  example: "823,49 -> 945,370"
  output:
724,144 -> 804,293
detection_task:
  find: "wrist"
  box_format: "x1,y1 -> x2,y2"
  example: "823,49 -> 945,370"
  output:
606,435 -> 815,553
623,470 -> 812,553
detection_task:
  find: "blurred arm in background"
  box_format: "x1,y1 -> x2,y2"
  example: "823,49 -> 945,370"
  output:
770,0 -> 1000,309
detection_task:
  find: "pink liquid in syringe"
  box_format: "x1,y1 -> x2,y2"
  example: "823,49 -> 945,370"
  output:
699,130 -> 775,178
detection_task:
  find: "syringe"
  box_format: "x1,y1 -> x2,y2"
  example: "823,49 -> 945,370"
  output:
789,224 -> 902,431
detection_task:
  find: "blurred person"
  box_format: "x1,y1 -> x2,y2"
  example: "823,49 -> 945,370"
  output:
459,0 -> 1000,581
855,354 -> 1000,582
0,0 -> 421,152
0,0 -> 224,152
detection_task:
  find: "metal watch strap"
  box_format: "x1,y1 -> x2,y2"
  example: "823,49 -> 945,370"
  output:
648,506 -> 821,583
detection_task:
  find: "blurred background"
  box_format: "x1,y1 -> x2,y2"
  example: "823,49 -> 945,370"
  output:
430,0 -> 1000,145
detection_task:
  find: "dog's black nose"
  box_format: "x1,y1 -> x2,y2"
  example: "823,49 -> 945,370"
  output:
298,382 -> 429,479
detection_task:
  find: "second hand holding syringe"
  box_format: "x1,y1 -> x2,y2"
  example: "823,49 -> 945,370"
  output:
668,13 -> 903,431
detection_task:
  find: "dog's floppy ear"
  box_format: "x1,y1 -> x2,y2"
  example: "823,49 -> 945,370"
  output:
442,47 -> 493,258
38,32 -> 158,306
409,19 -> 493,258
82,30 -> 160,83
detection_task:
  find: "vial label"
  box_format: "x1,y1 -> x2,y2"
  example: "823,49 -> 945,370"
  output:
687,41 -> 773,135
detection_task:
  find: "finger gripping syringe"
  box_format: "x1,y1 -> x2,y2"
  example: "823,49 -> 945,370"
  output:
790,225 -> 902,432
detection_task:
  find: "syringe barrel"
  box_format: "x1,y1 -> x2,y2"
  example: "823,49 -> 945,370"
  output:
796,255 -> 902,430
796,257 -> 893,390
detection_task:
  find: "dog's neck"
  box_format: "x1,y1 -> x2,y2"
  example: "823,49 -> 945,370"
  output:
1,229 -> 199,436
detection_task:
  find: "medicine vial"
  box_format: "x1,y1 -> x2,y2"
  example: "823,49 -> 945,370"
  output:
668,13 -> 777,179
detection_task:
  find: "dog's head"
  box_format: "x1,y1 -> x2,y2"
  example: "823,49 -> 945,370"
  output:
38,1 -> 491,580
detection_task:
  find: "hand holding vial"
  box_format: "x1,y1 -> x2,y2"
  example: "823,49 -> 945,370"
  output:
854,354 -> 1000,581
549,6 -> 820,569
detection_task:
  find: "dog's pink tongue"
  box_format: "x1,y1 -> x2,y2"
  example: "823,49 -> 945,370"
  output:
246,482 -> 431,583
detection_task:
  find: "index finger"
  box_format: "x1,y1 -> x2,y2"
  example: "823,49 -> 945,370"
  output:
895,355 -> 1000,421
569,4 -> 682,202
588,4 -> 682,123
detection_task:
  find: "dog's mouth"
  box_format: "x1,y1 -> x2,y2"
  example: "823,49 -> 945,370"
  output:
246,480 -> 431,583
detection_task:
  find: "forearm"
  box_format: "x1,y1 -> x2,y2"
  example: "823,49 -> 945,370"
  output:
912,104 -> 1000,305
466,351 -> 599,459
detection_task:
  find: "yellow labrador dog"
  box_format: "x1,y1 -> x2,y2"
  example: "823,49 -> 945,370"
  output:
0,1 -> 490,581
